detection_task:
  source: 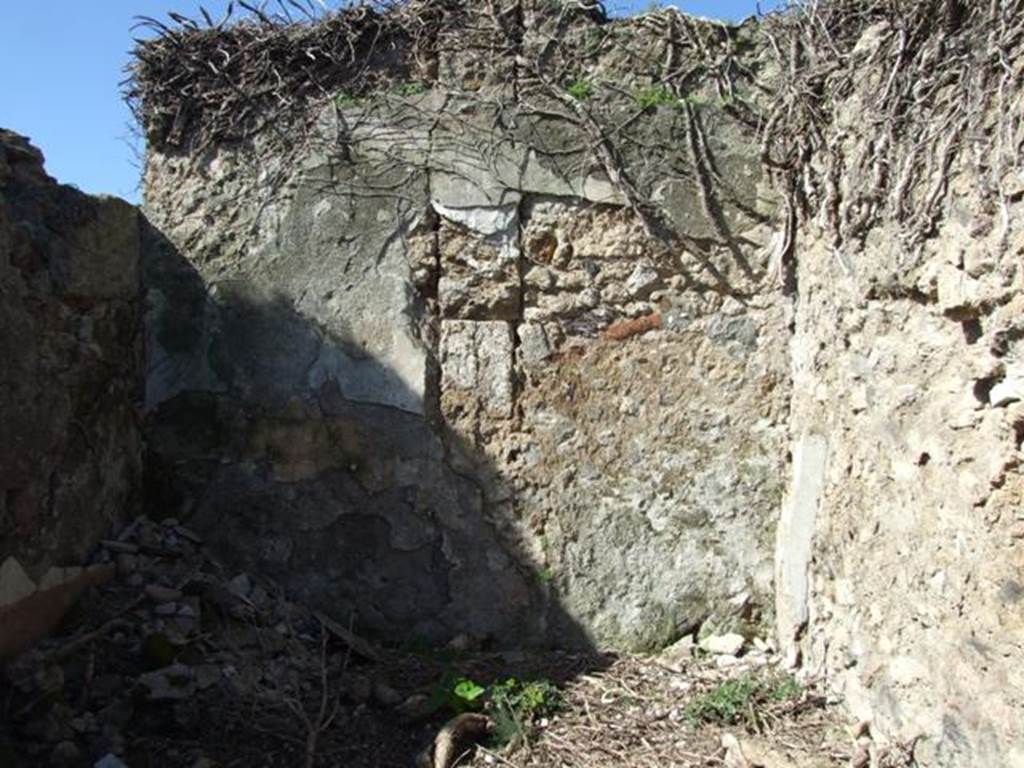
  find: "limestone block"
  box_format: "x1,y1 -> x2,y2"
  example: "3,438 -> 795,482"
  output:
936,264 -> 983,314
990,363 -> 1024,407
625,263 -> 660,297
700,632 -> 746,656
440,320 -> 515,439
517,322 -> 552,365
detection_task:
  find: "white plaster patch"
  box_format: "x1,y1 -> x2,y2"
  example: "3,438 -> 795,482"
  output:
775,433 -> 829,658
432,201 -> 517,238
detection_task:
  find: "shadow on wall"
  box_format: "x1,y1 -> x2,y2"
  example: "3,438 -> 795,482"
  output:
0,129 -> 143,660
142,220 -> 597,655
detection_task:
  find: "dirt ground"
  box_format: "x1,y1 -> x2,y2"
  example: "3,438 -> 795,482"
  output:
1,516 -> 910,768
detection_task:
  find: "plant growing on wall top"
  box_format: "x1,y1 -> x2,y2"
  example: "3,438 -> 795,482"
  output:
126,0 -> 1019,298
127,0 -> 776,300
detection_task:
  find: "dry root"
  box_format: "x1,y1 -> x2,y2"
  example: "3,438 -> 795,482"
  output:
761,0 -> 1024,248
417,712 -> 495,768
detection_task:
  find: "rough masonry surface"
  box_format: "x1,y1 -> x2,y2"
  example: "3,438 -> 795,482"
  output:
0,130 -> 143,658
141,6 -> 786,652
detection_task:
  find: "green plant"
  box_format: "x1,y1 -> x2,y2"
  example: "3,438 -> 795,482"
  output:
424,673 -> 564,746
535,567 -> 555,584
335,91 -> 360,108
451,677 -> 487,711
684,672 -> 804,728
488,677 -> 563,746
685,675 -> 759,725
493,678 -> 562,719
420,672 -> 485,718
393,81 -> 427,96
635,85 -> 676,110
769,674 -> 802,702
566,79 -> 593,100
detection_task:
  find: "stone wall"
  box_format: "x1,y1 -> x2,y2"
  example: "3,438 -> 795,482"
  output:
0,130 -> 144,658
136,5 -> 1023,762
141,11 -> 789,650
0,3 -> 1021,764
775,74 -> 1024,768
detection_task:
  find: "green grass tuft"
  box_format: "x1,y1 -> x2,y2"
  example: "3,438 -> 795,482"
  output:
392,81 -> 428,97
334,91 -> 360,108
769,674 -> 803,702
567,79 -> 593,100
635,85 -> 676,109
685,675 -> 760,725
684,672 -> 804,727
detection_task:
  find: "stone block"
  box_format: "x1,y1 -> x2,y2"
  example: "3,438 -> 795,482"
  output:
440,320 -> 515,427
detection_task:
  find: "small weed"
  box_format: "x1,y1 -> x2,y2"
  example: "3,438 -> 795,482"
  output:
685,675 -> 759,725
421,673 -> 484,717
489,677 -> 563,746
428,674 -> 564,747
450,677 -> 487,712
634,85 -> 676,110
769,674 -> 802,702
685,672 -> 804,728
492,677 -> 562,719
536,567 -> 555,584
334,91 -> 360,108
393,81 -> 428,97
567,79 -> 593,100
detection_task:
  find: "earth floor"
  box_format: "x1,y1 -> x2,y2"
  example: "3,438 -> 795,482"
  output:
1,516 -> 911,768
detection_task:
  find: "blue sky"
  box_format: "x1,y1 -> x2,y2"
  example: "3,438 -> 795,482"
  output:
0,1 -> 776,202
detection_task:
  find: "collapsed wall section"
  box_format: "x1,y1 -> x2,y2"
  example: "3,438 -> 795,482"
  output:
138,3 -> 790,650
0,131 -> 144,658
